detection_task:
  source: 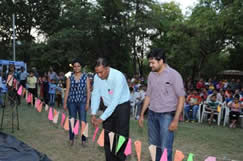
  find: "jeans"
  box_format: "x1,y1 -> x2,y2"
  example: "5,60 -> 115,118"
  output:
184,105 -> 199,121
148,110 -> 175,161
68,102 -> 87,141
49,94 -> 55,106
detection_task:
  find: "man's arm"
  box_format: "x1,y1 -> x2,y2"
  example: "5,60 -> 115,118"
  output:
90,75 -> 101,126
169,72 -> 185,131
91,76 -> 101,115
168,96 -> 185,131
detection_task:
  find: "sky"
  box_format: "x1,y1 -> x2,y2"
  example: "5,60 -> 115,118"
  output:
158,0 -> 199,15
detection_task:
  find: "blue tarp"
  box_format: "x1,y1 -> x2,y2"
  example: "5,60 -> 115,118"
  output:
0,59 -> 26,68
0,132 -> 52,161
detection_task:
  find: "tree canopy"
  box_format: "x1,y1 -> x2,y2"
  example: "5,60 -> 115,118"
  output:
0,0 -> 242,79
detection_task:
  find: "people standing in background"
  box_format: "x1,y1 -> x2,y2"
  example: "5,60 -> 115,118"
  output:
27,71 -> 37,105
48,66 -> 57,82
19,67 -> 28,88
48,79 -> 60,107
6,64 -> 19,105
42,76 -> 49,105
56,80 -> 64,107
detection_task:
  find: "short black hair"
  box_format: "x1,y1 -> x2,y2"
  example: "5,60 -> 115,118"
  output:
147,48 -> 166,62
95,57 -> 109,67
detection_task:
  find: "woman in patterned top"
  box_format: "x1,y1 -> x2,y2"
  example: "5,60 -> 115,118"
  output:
64,59 -> 91,146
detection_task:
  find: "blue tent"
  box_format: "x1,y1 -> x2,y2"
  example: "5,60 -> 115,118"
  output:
0,59 -> 26,68
0,60 -> 27,72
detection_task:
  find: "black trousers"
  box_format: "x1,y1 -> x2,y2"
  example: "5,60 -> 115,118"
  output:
103,101 -> 130,161
28,88 -> 37,105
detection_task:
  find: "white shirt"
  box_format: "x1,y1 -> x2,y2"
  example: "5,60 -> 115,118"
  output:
91,68 -> 130,120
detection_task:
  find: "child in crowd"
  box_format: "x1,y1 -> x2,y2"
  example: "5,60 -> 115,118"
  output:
56,80 -> 64,107
228,95 -> 243,128
48,79 -> 61,106
184,89 -> 202,122
42,76 -> 49,105
206,94 -> 220,125
39,76 -> 44,99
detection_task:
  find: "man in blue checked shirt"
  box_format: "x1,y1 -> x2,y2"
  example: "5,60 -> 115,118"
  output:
91,57 -> 130,161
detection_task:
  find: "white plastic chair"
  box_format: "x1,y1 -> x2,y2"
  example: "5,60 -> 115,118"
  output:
223,104 -> 230,126
200,102 -> 224,126
223,104 -> 243,127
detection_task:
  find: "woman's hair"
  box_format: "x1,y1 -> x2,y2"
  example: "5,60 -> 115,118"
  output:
71,59 -> 82,66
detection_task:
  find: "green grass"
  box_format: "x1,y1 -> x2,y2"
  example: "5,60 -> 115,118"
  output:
1,102 -> 243,161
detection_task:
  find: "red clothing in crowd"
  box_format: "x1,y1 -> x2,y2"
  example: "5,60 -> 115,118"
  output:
187,95 -> 202,105
196,81 -> 205,89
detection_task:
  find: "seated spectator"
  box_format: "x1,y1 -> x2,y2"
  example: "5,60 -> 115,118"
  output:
223,79 -> 229,90
228,94 -> 243,128
216,80 -> 223,90
200,88 -> 208,101
225,89 -> 233,104
196,78 -> 205,90
206,89 -> 223,103
184,89 -> 202,122
234,89 -> 242,100
208,83 -> 215,95
205,94 -> 220,125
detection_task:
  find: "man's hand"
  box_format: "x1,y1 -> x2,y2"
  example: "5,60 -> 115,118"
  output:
91,115 -> 97,127
94,118 -> 103,127
138,115 -> 144,128
168,119 -> 179,131
85,104 -> 89,111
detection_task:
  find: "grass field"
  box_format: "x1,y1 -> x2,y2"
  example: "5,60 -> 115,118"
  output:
0,102 -> 243,161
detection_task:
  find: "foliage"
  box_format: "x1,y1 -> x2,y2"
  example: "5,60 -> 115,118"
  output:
0,0 -> 242,79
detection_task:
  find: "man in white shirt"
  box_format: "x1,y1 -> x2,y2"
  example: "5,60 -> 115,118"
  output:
91,58 -> 130,161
